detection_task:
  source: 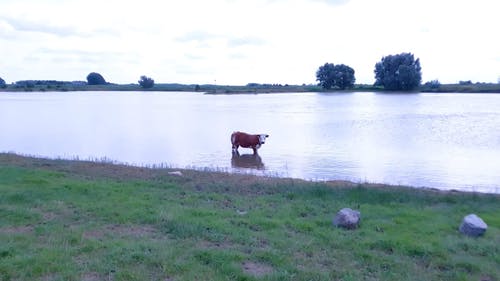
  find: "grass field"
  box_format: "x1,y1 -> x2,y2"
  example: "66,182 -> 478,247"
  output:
0,153 -> 498,281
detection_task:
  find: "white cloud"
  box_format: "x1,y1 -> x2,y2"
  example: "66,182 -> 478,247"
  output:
3,17 -> 80,37
312,0 -> 349,5
1,0 -> 499,84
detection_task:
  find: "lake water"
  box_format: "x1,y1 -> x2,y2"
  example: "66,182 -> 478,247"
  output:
1,91 -> 499,193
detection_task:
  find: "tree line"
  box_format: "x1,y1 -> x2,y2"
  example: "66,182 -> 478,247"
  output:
0,73 -> 156,90
2,52 -> 494,92
86,72 -> 155,89
316,52 -> 422,91
86,52 -> 424,92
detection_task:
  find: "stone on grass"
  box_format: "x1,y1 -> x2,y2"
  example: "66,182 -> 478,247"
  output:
333,208 -> 361,230
459,214 -> 487,237
168,171 -> 183,176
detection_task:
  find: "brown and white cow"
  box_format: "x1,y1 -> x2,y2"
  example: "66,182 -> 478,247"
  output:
231,131 -> 269,154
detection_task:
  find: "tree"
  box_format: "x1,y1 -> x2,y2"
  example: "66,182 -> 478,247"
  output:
0,77 -> 6,88
138,75 -> 155,89
424,80 -> 441,89
374,53 -> 422,91
316,63 -> 355,90
86,72 -> 107,85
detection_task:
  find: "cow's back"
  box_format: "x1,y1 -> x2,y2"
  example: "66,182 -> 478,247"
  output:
232,132 -> 258,148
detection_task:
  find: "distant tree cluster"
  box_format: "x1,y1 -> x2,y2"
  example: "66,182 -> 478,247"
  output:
316,63 -> 355,90
246,83 -> 290,87
86,72 -> 107,85
14,80 -> 75,87
424,80 -> 441,89
374,53 -> 422,91
138,75 -> 155,89
316,52 -> 422,92
0,77 -> 6,88
459,80 -> 473,85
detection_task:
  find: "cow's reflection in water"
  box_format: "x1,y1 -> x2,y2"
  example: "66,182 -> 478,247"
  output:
231,151 -> 265,170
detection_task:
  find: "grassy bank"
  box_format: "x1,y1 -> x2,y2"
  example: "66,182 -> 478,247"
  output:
0,83 -> 323,93
0,153 -> 498,281
419,83 -> 500,93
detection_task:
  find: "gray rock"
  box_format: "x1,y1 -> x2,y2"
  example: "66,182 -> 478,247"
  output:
333,208 -> 361,229
459,214 -> 488,237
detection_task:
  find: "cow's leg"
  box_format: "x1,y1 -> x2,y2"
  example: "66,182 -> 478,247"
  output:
252,147 -> 258,155
231,133 -> 238,152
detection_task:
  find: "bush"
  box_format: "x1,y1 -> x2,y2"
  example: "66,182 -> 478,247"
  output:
86,72 -> 107,85
0,77 -> 6,88
424,80 -> 441,89
138,76 -> 154,89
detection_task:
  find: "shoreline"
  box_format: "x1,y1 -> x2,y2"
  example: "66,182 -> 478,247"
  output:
2,82 -> 500,94
1,153 -> 498,196
3,88 -> 500,95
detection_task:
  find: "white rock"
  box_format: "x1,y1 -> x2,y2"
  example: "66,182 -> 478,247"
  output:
168,171 -> 183,176
236,210 -> 248,215
333,208 -> 361,230
459,214 -> 488,237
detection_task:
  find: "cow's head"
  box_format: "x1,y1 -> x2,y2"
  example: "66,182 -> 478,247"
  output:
259,134 -> 269,144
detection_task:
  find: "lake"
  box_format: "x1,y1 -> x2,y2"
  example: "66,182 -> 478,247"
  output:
1,91 -> 499,193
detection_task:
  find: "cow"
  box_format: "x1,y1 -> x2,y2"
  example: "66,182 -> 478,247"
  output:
231,131 -> 269,154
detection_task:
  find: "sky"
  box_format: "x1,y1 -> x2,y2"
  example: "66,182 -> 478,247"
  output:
1,0 -> 499,85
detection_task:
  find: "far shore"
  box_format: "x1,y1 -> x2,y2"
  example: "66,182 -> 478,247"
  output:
2,82 -> 500,94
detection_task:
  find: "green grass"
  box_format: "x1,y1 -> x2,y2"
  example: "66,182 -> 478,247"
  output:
420,83 -> 500,93
0,153 -> 499,281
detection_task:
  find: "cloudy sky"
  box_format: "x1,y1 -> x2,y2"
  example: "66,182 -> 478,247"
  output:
1,0 -> 499,85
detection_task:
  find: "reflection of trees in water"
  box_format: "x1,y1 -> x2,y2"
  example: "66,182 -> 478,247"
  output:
231,152 -> 265,170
